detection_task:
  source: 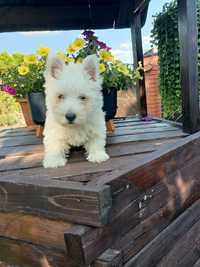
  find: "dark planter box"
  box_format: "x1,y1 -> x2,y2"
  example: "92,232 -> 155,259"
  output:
27,92 -> 46,126
102,87 -> 117,121
27,88 -> 117,125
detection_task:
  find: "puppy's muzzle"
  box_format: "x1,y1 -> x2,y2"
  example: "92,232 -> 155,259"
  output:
65,112 -> 76,123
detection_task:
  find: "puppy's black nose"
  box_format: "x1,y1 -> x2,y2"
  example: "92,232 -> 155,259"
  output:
65,112 -> 76,123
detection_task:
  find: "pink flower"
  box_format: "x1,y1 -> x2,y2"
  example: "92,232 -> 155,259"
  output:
1,85 -> 16,96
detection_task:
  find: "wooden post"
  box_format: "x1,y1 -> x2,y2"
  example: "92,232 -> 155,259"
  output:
178,0 -> 200,133
130,13 -> 147,117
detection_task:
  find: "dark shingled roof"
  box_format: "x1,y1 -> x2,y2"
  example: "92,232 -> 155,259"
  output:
0,0 -> 150,32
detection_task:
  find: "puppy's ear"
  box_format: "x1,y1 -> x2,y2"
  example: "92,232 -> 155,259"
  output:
46,54 -> 65,79
83,54 -> 99,81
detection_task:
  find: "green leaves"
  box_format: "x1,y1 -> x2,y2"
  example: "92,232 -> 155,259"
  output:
151,0 -> 181,120
0,91 -> 20,126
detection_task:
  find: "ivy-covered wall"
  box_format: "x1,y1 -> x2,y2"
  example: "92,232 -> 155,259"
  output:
151,0 -> 200,120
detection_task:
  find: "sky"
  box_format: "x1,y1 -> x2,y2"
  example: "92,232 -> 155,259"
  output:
0,0 -> 170,63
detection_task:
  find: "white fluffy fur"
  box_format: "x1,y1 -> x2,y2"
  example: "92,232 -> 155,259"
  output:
43,54 -> 109,168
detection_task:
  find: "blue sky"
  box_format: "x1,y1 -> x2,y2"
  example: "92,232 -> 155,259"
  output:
0,0 -> 170,63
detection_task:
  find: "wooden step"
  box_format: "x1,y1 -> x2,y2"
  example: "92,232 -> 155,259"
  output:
124,198 -> 200,267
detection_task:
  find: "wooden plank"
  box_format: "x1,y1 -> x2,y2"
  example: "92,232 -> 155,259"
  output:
115,121 -> 159,128
0,144 -> 43,158
0,134 -> 41,148
0,129 -> 35,138
114,122 -> 172,130
91,131 -> 200,188
124,198 -> 200,267
0,137 -> 183,160
107,130 -> 187,144
178,0 -> 200,133
0,126 -> 35,136
64,194 -> 140,266
0,176 -> 112,226
0,141 -> 155,160
153,117 -> 182,128
0,237 -> 71,267
157,218 -> 200,267
108,125 -> 180,137
0,126 -> 184,149
94,249 -> 123,267
0,212 -> 73,250
193,258 -> 200,267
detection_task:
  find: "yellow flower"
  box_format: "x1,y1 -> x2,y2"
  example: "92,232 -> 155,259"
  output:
99,49 -> 113,62
76,58 -> 83,64
18,65 -> 29,75
117,63 -> 129,76
65,57 -> 74,63
37,47 -> 51,57
72,38 -> 86,50
99,63 -> 106,73
24,54 -> 37,64
66,44 -> 77,54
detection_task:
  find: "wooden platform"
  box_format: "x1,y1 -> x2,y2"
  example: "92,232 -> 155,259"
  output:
0,116 -> 200,267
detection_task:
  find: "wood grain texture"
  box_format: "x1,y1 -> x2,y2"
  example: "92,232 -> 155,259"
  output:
0,212 -> 73,250
124,199 -> 200,267
94,249 -> 123,267
0,237 -> 71,267
0,178 -> 112,226
64,195 -> 140,265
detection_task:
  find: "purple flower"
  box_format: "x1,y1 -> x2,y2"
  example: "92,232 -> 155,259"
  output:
141,116 -> 153,122
1,85 -> 16,96
82,30 -> 95,39
106,46 -> 112,51
96,40 -> 107,49
96,40 -> 112,51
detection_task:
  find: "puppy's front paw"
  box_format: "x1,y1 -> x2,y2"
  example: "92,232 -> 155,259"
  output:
43,155 -> 67,168
87,151 -> 109,163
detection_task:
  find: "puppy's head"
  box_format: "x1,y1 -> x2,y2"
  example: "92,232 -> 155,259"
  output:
45,54 -> 103,126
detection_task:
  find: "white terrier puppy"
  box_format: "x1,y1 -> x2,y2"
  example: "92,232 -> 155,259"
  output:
43,54 -> 109,168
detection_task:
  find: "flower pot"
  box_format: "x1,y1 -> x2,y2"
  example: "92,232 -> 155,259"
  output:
102,87 -> 118,121
27,92 -> 46,126
27,88 -> 117,126
18,98 -> 34,126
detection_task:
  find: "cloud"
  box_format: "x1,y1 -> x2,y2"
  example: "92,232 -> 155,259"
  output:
18,31 -> 63,36
112,42 -> 133,63
143,35 -> 151,47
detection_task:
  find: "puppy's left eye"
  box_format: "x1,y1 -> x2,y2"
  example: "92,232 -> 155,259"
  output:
58,94 -> 65,100
79,95 -> 87,101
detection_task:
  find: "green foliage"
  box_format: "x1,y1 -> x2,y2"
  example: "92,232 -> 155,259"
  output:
151,0 -> 182,120
0,91 -> 20,126
151,0 -> 200,120
0,51 -> 46,98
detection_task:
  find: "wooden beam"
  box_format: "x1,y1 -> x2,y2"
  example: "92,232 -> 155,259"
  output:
0,176 -> 112,227
130,14 -> 147,117
0,237 -> 70,267
64,196 -> 140,266
178,0 -> 200,133
124,198 -> 200,267
94,249 -> 123,267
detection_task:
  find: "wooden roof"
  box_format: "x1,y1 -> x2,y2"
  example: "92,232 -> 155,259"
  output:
0,0 -> 149,32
